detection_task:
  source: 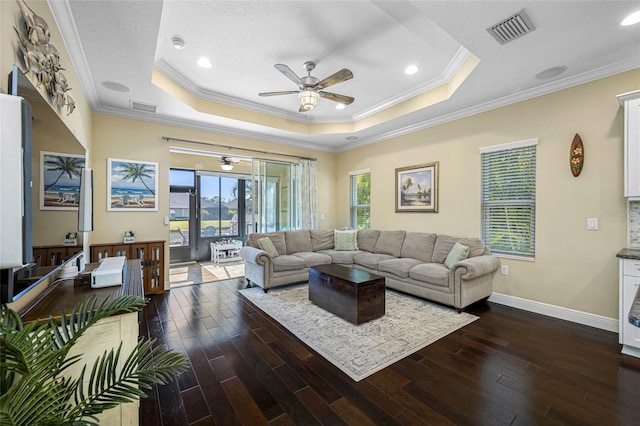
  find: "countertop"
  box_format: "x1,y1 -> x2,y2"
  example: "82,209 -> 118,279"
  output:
617,249 -> 640,328
616,248 -> 640,260
20,259 -> 144,324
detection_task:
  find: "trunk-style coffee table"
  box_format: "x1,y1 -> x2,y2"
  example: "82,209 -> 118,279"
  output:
308,264 -> 385,324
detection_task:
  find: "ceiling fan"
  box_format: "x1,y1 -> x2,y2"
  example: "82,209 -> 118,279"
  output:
259,61 -> 354,112
220,156 -> 240,171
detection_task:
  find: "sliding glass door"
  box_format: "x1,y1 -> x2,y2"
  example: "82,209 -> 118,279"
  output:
170,169 -> 249,263
250,160 -> 295,235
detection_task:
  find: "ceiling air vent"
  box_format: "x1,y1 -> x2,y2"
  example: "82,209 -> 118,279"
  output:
130,100 -> 157,113
487,9 -> 535,45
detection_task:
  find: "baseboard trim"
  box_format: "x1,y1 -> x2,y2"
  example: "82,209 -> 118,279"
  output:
488,292 -> 619,333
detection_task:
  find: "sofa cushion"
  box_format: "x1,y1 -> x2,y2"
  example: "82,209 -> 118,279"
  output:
431,235 -> 485,263
378,258 -> 424,278
357,230 -> 380,252
285,230 -> 312,254
248,232 -> 286,255
354,253 -> 395,270
310,229 -> 334,251
318,249 -> 361,265
335,229 -> 359,250
401,232 -> 437,263
409,263 -> 450,287
272,255 -> 306,272
292,252 -> 332,268
374,230 -> 406,257
258,237 -> 279,258
444,242 -> 470,269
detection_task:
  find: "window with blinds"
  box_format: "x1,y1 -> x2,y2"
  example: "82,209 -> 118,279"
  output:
480,140 -> 537,258
350,170 -> 371,229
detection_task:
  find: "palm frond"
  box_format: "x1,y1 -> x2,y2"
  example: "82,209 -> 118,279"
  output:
50,295 -> 146,350
1,296 -> 185,424
67,339 -> 188,420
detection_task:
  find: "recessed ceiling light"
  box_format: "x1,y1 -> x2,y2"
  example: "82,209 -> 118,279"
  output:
346,136 -> 358,141
621,10 -> 640,26
405,65 -> 420,75
172,36 -> 185,49
101,81 -> 130,92
197,57 -> 212,68
335,103 -> 345,110
535,65 -> 568,80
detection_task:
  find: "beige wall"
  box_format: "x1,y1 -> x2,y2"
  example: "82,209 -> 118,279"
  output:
92,114 -> 337,287
337,69 -> 640,319
1,0 -> 92,150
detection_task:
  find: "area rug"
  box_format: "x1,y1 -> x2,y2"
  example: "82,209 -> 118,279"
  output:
240,284 -> 478,381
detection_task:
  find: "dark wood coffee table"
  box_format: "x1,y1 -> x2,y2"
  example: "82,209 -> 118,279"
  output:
308,264 -> 385,324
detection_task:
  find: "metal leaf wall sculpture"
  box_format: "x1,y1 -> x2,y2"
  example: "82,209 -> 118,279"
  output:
14,0 -> 75,115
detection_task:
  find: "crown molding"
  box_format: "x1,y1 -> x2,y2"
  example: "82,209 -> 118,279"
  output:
351,47 -> 471,122
48,0 -> 100,111
154,60 -> 313,123
91,104 -> 339,153
338,59 -> 640,152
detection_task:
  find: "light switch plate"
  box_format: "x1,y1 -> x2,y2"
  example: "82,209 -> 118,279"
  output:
587,218 -> 598,230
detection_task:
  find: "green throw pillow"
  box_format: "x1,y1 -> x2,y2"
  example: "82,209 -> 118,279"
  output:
258,237 -> 279,258
444,242 -> 469,269
334,229 -> 358,251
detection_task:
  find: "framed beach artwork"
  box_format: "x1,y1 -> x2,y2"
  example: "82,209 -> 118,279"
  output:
107,158 -> 158,211
395,162 -> 439,213
40,151 -> 85,210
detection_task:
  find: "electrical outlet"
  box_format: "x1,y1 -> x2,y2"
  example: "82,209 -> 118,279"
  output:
587,218 -> 598,230
500,265 -> 509,275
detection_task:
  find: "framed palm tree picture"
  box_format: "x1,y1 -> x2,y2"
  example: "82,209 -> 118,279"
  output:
395,162 -> 439,213
107,158 -> 158,211
40,151 -> 85,210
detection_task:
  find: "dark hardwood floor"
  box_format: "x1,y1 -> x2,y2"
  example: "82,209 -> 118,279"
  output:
139,278 -> 640,425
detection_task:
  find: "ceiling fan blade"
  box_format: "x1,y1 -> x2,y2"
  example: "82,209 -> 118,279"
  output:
258,91 -> 299,97
319,91 -> 354,105
274,64 -> 305,90
315,68 -> 353,90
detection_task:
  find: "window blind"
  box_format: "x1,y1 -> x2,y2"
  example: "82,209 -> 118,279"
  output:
481,144 -> 536,258
350,171 -> 371,229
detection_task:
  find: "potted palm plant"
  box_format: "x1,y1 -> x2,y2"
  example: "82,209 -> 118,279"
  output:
0,295 -> 188,425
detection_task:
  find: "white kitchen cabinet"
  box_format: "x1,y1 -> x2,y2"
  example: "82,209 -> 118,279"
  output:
617,90 -> 640,199
620,258 -> 640,358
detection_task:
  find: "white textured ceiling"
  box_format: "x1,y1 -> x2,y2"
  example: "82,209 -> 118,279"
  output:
51,1 -> 640,152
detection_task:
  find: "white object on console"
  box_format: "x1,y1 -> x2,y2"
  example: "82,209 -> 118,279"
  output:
91,256 -> 126,288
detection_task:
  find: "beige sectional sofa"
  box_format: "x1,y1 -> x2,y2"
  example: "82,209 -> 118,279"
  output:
239,229 -> 500,311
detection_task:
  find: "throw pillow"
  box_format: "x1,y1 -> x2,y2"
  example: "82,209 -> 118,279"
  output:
258,237 -> 279,258
444,242 -> 469,269
334,229 -> 359,251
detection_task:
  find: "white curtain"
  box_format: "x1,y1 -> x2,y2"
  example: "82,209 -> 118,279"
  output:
295,159 -> 318,229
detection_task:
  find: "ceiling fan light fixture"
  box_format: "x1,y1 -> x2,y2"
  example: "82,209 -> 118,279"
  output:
220,163 -> 233,171
299,90 -> 319,111
335,103 -> 346,110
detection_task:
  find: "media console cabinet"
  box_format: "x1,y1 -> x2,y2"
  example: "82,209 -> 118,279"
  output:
90,240 -> 165,295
